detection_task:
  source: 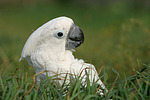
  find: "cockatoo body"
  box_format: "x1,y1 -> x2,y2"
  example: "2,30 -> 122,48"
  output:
20,16 -> 107,95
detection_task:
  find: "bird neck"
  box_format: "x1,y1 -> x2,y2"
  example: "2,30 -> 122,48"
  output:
39,44 -> 75,65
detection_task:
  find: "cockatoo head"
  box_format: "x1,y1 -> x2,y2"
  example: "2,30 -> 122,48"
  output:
20,16 -> 84,61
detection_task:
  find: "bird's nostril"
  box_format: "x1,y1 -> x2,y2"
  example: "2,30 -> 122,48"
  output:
75,37 -> 80,40
69,37 -> 82,42
78,37 -> 81,40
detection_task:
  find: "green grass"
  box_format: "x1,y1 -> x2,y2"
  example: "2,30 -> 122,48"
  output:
0,65 -> 149,99
0,1 -> 150,99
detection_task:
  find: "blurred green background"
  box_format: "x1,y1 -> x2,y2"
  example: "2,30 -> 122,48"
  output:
0,0 -> 150,83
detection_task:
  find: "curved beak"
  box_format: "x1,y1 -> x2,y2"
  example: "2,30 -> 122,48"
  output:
65,24 -> 84,50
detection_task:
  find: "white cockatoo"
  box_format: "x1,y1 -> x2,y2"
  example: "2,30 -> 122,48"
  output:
19,16 -> 107,95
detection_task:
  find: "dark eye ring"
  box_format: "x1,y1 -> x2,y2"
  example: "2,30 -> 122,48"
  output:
57,32 -> 63,37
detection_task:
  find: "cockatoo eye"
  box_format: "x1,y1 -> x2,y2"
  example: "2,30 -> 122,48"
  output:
55,31 -> 64,38
57,32 -> 63,37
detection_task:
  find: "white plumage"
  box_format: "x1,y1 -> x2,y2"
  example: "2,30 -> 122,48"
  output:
20,16 -> 107,95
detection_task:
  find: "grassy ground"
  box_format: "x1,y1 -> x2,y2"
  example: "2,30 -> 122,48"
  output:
0,65 -> 149,99
0,1 -> 150,99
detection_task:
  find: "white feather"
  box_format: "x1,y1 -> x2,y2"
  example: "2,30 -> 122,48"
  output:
20,16 -> 107,95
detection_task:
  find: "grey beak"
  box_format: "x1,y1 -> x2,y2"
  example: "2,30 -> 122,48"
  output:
66,24 -> 84,50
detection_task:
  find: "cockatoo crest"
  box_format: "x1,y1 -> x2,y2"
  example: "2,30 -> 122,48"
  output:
20,17 -> 74,61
